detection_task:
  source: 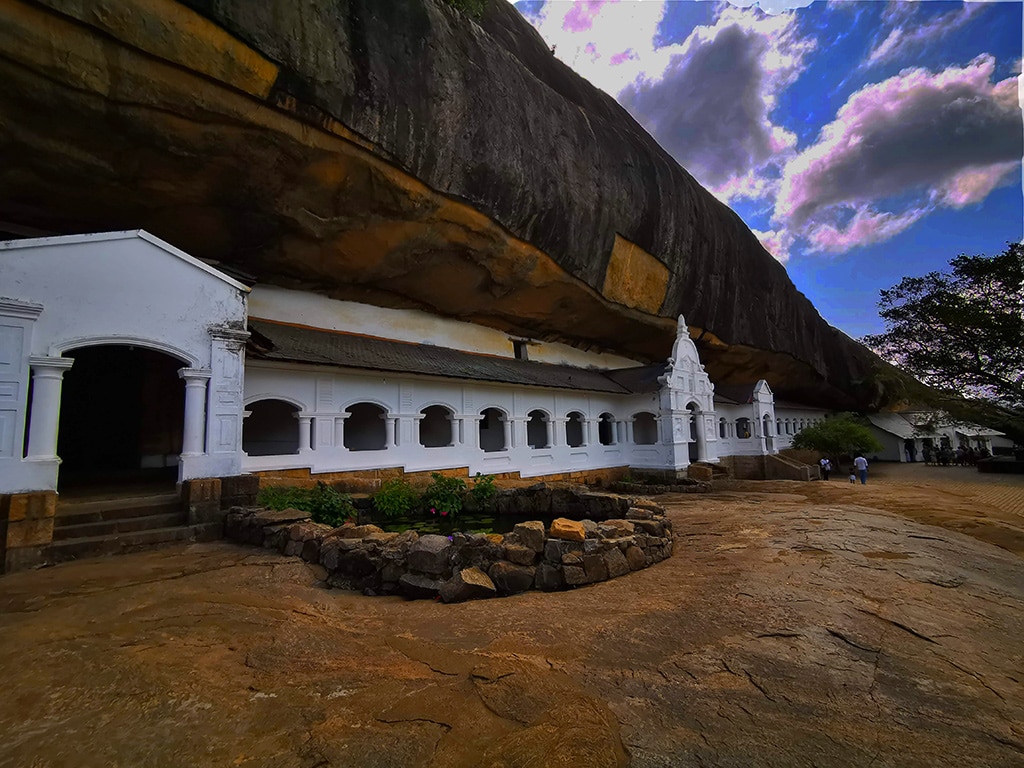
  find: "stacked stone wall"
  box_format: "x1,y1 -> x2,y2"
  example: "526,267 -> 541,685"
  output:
254,465 -> 631,494
224,489 -> 673,603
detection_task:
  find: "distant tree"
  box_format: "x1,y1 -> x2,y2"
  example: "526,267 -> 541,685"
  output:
863,243 -> 1024,411
792,415 -> 882,459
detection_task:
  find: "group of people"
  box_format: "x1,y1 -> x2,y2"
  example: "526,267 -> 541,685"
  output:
920,444 -> 990,467
818,456 -> 869,484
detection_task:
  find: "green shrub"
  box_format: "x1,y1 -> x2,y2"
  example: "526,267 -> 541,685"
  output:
423,472 -> 466,518
373,477 -> 419,518
792,414 -> 883,460
469,473 -> 498,508
257,482 -> 355,528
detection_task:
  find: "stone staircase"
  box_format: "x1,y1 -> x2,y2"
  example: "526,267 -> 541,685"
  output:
44,492 -> 222,564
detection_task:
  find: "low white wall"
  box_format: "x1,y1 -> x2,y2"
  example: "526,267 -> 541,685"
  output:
242,361 -> 671,478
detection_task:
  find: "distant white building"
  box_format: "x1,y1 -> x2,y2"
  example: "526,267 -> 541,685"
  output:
867,410 -> 1012,462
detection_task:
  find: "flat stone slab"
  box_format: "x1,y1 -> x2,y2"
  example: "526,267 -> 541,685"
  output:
2,469 -> 1023,767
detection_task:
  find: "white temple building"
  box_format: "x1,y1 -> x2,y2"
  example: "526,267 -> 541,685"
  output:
1,230 -> 831,569
0,228 -> 839,518
1,230 -> 830,498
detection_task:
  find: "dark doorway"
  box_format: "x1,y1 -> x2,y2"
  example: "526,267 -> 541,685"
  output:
57,346 -> 184,491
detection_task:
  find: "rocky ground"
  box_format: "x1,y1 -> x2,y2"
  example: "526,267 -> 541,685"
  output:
1,463 -> 1022,768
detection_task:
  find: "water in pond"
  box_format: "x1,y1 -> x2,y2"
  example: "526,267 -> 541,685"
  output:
358,510 -> 556,536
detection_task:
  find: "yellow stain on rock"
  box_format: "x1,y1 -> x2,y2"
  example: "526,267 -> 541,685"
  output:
23,0 -> 279,98
602,235 -> 670,315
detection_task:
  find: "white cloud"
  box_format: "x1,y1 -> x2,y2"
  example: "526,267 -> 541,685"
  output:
775,55 -> 1021,246
864,2 -> 982,68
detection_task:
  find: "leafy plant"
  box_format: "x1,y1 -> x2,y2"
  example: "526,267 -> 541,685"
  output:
863,243 -> 1024,410
469,473 -> 498,508
791,415 -> 882,460
309,482 -> 355,527
257,482 -> 355,528
373,477 -> 420,518
423,472 -> 466,518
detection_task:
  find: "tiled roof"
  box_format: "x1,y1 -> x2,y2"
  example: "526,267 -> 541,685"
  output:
604,364 -> 668,394
247,319 -> 651,394
713,383 -> 756,405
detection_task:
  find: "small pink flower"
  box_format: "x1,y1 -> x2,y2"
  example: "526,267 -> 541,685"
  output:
430,507 -> 436,515
440,510 -> 449,517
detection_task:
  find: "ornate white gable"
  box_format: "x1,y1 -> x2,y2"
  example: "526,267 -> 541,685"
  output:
657,315 -> 718,468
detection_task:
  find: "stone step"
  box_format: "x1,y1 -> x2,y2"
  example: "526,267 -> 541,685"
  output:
43,523 -> 223,565
51,512 -> 187,541
55,493 -> 181,527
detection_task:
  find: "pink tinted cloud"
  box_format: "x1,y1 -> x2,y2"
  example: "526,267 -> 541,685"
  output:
609,49 -> 637,66
805,208 -> 927,254
563,1 -> 612,33
776,55 -> 1021,229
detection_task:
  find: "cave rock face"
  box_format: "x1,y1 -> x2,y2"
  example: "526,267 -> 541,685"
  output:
0,0 -> 888,407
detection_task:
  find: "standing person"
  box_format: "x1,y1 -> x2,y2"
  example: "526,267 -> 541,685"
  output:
854,454 -> 868,484
819,457 -> 832,480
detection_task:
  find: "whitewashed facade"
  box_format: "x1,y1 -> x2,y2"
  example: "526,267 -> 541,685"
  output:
0,232 -> 249,492
1,230 -> 831,496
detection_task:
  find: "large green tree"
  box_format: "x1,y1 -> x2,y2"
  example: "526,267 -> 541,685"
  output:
792,415 -> 882,459
863,243 -> 1024,411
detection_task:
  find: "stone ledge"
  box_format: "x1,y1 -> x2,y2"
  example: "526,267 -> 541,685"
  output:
223,498 -> 673,602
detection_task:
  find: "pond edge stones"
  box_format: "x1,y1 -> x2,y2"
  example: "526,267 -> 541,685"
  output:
224,490 -> 673,603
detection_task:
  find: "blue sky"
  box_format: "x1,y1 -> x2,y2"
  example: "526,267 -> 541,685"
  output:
512,0 -> 1023,339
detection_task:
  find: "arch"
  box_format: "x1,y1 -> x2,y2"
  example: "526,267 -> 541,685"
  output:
57,345 -> 186,489
340,396 -> 392,413
735,417 -> 751,439
763,413 -> 774,451
598,412 -> 616,446
776,419 -> 783,436
565,411 -> 585,448
55,335 -> 199,367
633,412 -> 658,445
719,417 -> 727,439
419,404 -> 454,448
687,402 -> 700,462
479,407 -> 507,452
243,398 -> 300,456
526,409 -> 550,449
244,393 -> 306,411
344,402 -> 388,451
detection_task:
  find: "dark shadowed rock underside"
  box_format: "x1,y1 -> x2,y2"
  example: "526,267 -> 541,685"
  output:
0,0 -> 906,407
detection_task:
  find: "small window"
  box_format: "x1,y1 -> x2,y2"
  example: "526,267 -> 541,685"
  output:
512,340 -> 529,361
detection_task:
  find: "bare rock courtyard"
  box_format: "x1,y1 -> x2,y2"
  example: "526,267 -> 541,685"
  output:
2,464 -> 1023,768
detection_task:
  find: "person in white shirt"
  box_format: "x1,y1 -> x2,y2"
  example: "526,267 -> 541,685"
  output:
819,457 -> 832,480
854,455 -> 868,484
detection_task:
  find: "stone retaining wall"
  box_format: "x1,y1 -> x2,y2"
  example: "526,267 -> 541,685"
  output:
608,480 -> 710,495
224,501 -> 674,603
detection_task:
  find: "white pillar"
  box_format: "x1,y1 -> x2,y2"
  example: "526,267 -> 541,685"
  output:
296,414 -> 313,454
502,417 -> 513,450
333,414 -> 350,450
178,368 -> 211,457
26,356 -> 75,461
459,414 -> 481,450
585,418 -> 598,447
385,416 -> 397,448
625,419 -> 635,444
551,418 -> 565,448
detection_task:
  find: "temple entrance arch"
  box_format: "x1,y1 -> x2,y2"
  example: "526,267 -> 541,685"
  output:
55,345 -> 186,491
686,402 -> 701,462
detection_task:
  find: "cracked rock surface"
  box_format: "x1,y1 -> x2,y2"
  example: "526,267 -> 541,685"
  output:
1,468 -> 1022,766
